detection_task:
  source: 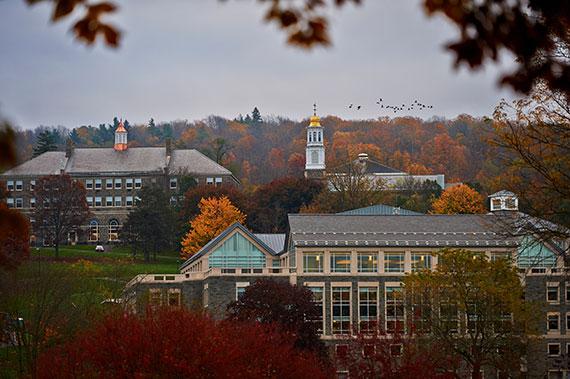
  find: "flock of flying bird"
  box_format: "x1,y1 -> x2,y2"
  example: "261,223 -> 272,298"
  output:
348,98 -> 435,114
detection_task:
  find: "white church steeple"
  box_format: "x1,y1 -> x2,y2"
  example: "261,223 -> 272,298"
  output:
304,104 -> 326,179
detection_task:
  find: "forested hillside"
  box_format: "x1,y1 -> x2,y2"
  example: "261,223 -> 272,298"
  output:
11,111 -> 503,193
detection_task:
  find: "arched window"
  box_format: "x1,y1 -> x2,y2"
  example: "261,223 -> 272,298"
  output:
89,220 -> 99,242
109,219 -> 120,241
308,132 -> 312,143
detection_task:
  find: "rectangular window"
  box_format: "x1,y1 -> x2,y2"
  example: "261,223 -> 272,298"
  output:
7,181 -> 14,191
86,196 -> 93,207
95,179 -> 102,190
30,198 -> 36,208
114,196 -> 122,207
386,286 -> 404,333
170,178 -> 177,189
30,180 -> 35,191
548,343 -> 561,357
331,252 -> 351,273
384,252 -> 404,273
15,181 -> 23,191
359,286 -> 378,333
167,289 -> 181,307
125,178 -> 133,189
411,253 -> 432,271
114,178 -> 122,189
332,286 -> 351,335
358,252 -> 378,273
303,252 -> 323,273
308,286 -> 324,334
236,282 -> 249,300
134,178 -> 142,189
106,196 -> 113,207
106,179 -> 113,189
566,313 -> 570,332
149,289 -> 162,308
85,179 -> 93,190
95,197 -> 102,207
6,198 -> 14,208
15,198 -> 23,208
440,302 -> 459,334
126,196 -> 133,207
566,283 -> 570,303
490,251 -> 511,262
206,177 -> 214,185
215,177 -> 223,186
547,283 -> 560,303
548,313 -> 560,332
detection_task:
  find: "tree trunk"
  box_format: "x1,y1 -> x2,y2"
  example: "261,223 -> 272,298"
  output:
54,241 -> 59,259
471,361 -> 482,379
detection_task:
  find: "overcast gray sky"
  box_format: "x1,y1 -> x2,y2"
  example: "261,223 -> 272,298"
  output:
0,0 -> 517,129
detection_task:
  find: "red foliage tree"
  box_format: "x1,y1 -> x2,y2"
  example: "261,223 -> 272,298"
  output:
37,309 -> 331,378
0,184 -> 30,270
226,279 -> 326,359
338,330 -> 458,379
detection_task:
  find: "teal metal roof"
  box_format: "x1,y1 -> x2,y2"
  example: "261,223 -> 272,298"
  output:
338,204 -> 423,216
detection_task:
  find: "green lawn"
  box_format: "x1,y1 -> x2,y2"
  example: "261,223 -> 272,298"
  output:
29,245 -> 181,278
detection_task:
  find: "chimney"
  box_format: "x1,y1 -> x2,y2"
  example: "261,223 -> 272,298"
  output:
65,138 -> 74,158
165,138 -> 172,157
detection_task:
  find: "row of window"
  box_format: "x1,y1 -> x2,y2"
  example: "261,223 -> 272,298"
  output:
86,196 -> 137,208
5,180 -> 34,191
85,178 -> 143,191
302,251 -> 509,274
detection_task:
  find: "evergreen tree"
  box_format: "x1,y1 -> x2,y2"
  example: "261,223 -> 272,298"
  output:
33,130 -> 58,157
244,114 -> 252,124
251,107 -> 262,124
69,129 -> 81,145
148,118 -> 155,128
122,186 -> 177,262
123,119 -> 130,130
112,117 -> 120,131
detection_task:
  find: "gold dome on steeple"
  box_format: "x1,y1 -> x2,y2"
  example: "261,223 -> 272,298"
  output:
309,103 -> 321,127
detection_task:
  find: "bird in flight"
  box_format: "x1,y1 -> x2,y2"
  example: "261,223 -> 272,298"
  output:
357,105 -> 362,110
349,104 -> 353,109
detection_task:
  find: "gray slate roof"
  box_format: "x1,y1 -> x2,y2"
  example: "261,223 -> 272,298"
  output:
338,204 -> 423,216
1,151 -> 68,176
255,233 -> 286,254
288,214 -> 517,248
2,147 -> 232,176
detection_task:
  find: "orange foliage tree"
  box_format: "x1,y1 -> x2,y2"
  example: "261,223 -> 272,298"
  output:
181,196 -> 246,260
431,184 -> 486,214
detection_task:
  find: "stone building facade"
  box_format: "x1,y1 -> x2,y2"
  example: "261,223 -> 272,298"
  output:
127,191 -> 569,378
0,123 -> 239,244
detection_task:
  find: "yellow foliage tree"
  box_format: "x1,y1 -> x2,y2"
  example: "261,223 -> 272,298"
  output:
431,184 -> 486,214
181,196 -> 246,260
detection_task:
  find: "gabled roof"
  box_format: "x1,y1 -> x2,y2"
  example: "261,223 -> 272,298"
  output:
338,204 -> 423,216
169,149 -> 232,176
255,233 -> 286,254
332,156 -> 405,175
489,190 -> 517,198
179,223 -> 280,270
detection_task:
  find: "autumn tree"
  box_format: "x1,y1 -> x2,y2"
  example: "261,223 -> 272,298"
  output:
431,184 -> 486,214
0,183 -> 29,271
33,174 -> 89,257
402,249 -> 538,378
181,196 -> 246,259
248,177 -> 324,232
204,137 -> 232,165
226,279 -> 326,359
304,159 -> 387,213
36,309 -> 331,379
492,83 -> 570,241
122,186 -> 177,262
339,330 -> 457,379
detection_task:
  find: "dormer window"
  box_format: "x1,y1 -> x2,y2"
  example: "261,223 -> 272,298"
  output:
489,190 -> 519,212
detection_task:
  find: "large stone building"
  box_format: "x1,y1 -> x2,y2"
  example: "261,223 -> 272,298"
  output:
0,122 -> 239,244
127,187 -> 569,378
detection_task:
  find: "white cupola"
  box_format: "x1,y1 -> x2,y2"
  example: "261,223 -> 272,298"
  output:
304,104 -> 326,178
488,190 -> 519,212
114,120 -> 128,151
